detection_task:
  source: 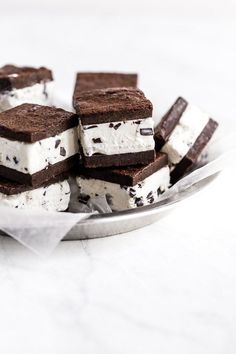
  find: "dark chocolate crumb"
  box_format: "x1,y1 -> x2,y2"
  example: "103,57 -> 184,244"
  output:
95,193 -> 99,196
134,120 -> 141,125
43,191 -> 46,196
149,196 -> 155,204
147,191 -> 153,199
43,83 -> 48,99
24,167 -> 28,172
109,123 -> 114,128
15,205 -> 19,208
65,192 -> 70,195
79,194 -> 90,203
92,138 -> 102,144
113,123 -> 122,130
157,187 -> 164,196
6,156 -> 11,161
129,190 -> 136,197
135,197 -> 144,207
83,125 -> 98,130
121,185 -> 128,190
55,139 -> 61,149
79,199 -> 88,205
39,141 -> 42,145
13,156 -> 19,164
138,183 -> 143,188
60,147 -> 66,156
140,128 -> 153,136
60,198 -> 62,202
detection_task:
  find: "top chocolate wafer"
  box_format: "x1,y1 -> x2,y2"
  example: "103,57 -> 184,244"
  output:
0,65 -> 53,92
74,87 -> 152,124
0,103 -> 78,142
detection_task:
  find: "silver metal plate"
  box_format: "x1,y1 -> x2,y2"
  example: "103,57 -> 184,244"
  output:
64,173 -> 218,240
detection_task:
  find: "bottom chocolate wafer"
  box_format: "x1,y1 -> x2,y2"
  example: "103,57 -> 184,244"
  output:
0,155 -> 79,186
82,150 -> 155,168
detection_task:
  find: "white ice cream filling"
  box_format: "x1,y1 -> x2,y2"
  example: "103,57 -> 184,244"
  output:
161,104 -> 209,165
0,81 -> 54,113
76,166 -> 170,211
0,127 -> 79,175
0,180 -> 70,211
79,117 -> 155,156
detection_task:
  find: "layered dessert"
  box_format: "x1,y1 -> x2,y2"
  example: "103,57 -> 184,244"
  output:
154,97 -> 218,184
75,87 -> 155,168
0,104 -> 79,186
77,153 -> 170,211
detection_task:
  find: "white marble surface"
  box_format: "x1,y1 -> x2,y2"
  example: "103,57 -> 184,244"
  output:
0,2 -> 236,353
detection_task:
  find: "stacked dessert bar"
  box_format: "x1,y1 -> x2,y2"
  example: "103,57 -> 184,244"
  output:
74,74 -> 218,212
73,73 -> 170,211
0,103 -> 79,211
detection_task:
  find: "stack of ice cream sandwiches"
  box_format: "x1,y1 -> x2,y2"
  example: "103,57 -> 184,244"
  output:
0,65 -> 219,212
0,65 -> 79,211
73,73 -> 218,211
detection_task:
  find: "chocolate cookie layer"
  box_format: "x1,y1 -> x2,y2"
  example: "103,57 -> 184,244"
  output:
73,72 -> 137,105
74,87 -> 153,124
0,103 -> 78,142
0,65 -> 53,92
0,172 -> 69,195
154,97 -> 188,150
0,155 -> 79,187
81,150 -> 155,169
170,118 -> 218,184
79,153 -> 167,186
